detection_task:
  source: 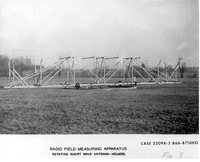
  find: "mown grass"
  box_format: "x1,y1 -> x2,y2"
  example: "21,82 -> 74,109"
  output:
0,79 -> 198,134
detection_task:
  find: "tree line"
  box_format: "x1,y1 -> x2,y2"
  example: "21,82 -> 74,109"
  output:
0,54 -> 39,77
0,54 -> 198,78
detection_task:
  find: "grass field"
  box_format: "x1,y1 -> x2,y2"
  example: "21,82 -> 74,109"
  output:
0,77 -> 199,134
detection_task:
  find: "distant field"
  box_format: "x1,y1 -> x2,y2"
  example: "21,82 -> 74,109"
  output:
0,77 -> 198,134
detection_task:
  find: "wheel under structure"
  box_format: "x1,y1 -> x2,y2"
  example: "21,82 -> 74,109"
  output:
75,83 -> 81,89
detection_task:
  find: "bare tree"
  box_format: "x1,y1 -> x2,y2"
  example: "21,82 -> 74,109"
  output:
14,57 -> 33,76
167,65 -> 173,76
178,57 -> 186,78
0,55 -> 9,77
194,67 -> 198,78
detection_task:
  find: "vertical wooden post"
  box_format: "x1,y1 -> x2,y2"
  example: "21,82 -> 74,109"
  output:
8,61 -> 11,86
175,64 -> 177,83
82,59 -> 84,84
73,57 -> 75,85
40,59 -> 43,85
123,58 -> 125,81
157,65 -> 159,83
96,58 -> 98,78
12,60 -> 15,83
34,57 -> 36,85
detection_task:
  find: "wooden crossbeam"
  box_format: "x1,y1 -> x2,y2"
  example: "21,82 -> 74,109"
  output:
82,56 -> 95,59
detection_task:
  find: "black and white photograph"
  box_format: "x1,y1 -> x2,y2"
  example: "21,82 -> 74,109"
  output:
0,0 -> 199,159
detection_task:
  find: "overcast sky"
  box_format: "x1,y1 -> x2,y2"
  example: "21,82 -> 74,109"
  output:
0,0 -> 199,67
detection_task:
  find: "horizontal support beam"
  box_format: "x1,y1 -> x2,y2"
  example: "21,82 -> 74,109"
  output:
123,57 -> 133,59
105,57 -> 119,60
96,57 -> 104,59
123,57 -> 140,60
82,56 -> 95,59
59,56 -> 70,60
